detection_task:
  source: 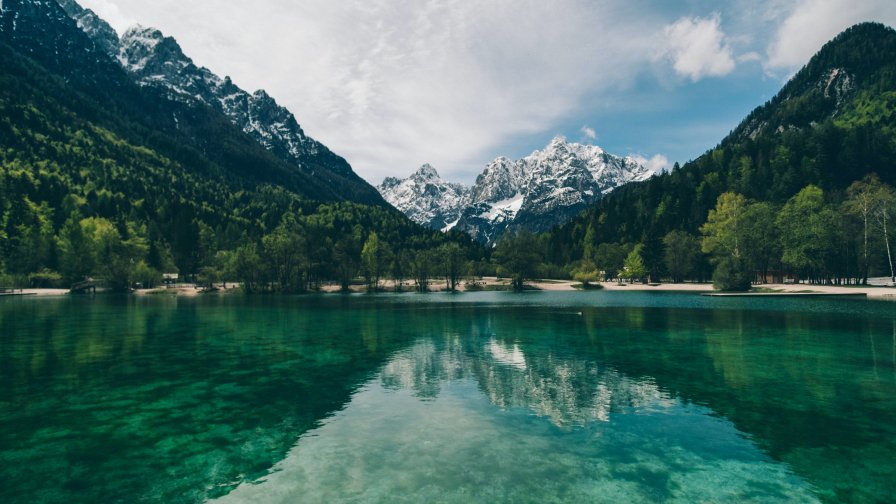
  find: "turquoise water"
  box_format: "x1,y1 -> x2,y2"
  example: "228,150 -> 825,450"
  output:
1,292 -> 895,503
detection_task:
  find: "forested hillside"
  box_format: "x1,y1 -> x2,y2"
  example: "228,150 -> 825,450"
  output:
544,23 -> 896,288
0,0 -> 480,291
3,0 -> 894,293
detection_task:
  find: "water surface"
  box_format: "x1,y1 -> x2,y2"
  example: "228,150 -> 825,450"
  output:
1,292 -> 894,503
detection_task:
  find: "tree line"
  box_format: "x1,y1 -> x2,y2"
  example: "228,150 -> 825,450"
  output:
535,175 -> 895,291
7,174 -> 894,293
0,38 -> 487,292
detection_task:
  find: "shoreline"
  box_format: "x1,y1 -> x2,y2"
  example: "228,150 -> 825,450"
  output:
5,279 -> 895,299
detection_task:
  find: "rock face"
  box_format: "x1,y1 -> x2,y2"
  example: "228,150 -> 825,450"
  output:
48,0 -> 384,205
113,25 -> 338,171
0,0 -> 127,91
56,0 -> 119,56
378,164 -> 471,232
379,137 -> 652,243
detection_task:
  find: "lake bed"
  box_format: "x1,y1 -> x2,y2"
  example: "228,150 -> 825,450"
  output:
1,292 -> 894,503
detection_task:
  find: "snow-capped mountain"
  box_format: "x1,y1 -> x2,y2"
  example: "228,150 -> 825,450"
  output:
112,25 -> 331,166
379,137 -> 652,243
378,164 -> 472,232
57,0 -> 119,57
55,0 -> 383,204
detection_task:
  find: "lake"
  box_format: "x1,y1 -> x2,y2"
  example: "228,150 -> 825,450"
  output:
1,292 -> 894,503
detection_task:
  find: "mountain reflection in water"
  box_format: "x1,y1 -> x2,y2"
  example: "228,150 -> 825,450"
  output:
2,293 -> 894,503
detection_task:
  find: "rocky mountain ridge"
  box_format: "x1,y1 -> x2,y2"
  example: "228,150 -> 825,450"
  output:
379,137 -> 652,243
379,164 -> 471,232
53,0 -> 383,204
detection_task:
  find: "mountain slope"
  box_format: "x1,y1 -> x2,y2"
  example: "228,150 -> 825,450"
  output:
0,0 -> 468,280
104,21 -> 384,206
378,164 -> 471,232
458,138 -> 650,244
546,22 -> 896,267
380,137 -> 650,244
2,0 -> 384,206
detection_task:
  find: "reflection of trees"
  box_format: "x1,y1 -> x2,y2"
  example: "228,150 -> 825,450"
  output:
5,296 -> 896,503
378,302 -> 896,502
0,296 -> 424,503
582,303 -> 896,504
0,297 -> 178,401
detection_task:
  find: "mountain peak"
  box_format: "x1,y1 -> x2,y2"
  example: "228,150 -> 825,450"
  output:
117,24 -> 194,75
46,0 -> 386,205
731,22 -> 896,143
56,0 -> 120,57
121,24 -> 163,46
414,163 -> 440,180
377,166 -> 471,231
529,138 -> 611,166
252,89 -> 273,100
379,137 -> 650,243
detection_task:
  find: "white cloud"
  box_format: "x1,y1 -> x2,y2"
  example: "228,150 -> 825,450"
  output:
78,0 -> 663,183
737,51 -> 762,63
630,153 -> 669,174
78,0 -> 134,33
659,13 -> 736,81
581,126 -> 597,140
766,0 -> 896,71
78,1 -> 894,184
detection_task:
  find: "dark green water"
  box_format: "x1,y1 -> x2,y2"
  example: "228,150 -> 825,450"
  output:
1,292 -> 895,503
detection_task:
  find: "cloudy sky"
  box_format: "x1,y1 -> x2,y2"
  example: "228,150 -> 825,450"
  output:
79,0 -> 896,184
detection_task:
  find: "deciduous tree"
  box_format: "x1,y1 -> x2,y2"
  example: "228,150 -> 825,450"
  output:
621,244 -> 647,282
662,231 -> 700,283
438,242 -> 465,292
776,185 -> 837,283
701,192 -> 747,260
361,232 -> 392,291
493,231 -> 542,291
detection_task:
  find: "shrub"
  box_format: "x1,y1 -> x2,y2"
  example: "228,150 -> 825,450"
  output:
712,257 -> 752,292
29,269 -> 64,288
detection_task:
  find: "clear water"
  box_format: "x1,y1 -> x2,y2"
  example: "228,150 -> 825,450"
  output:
1,292 -> 894,503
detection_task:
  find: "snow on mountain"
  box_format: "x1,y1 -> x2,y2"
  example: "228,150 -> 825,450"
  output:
57,1 -> 382,203
379,137 -> 652,243
469,156 -> 528,204
378,164 -> 471,232
56,0 -> 119,57
113,24 -> 335,170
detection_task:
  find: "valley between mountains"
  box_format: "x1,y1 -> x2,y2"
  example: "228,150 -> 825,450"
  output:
1,0 -> 895,293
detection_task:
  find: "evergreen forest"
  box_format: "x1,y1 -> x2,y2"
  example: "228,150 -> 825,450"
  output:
2,4 -> 895,293
542,23 -> 896,290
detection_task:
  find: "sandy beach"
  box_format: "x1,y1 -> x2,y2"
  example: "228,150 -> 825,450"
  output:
556,280 -> 896,299
596,281 -> 896,299
1,288 -> 70,297
320,277 -> 896,299
5,279 -> 895,299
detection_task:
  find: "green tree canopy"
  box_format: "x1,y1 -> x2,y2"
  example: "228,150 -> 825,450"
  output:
701,192 -> 748,260
662,231 -> 700,283
622,244 -> 647,282
776,185 -> 837,280
493,231 -> 543,291
437,242 -> 466,292
594,243 -> 629,281
361,231 -> 392,291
